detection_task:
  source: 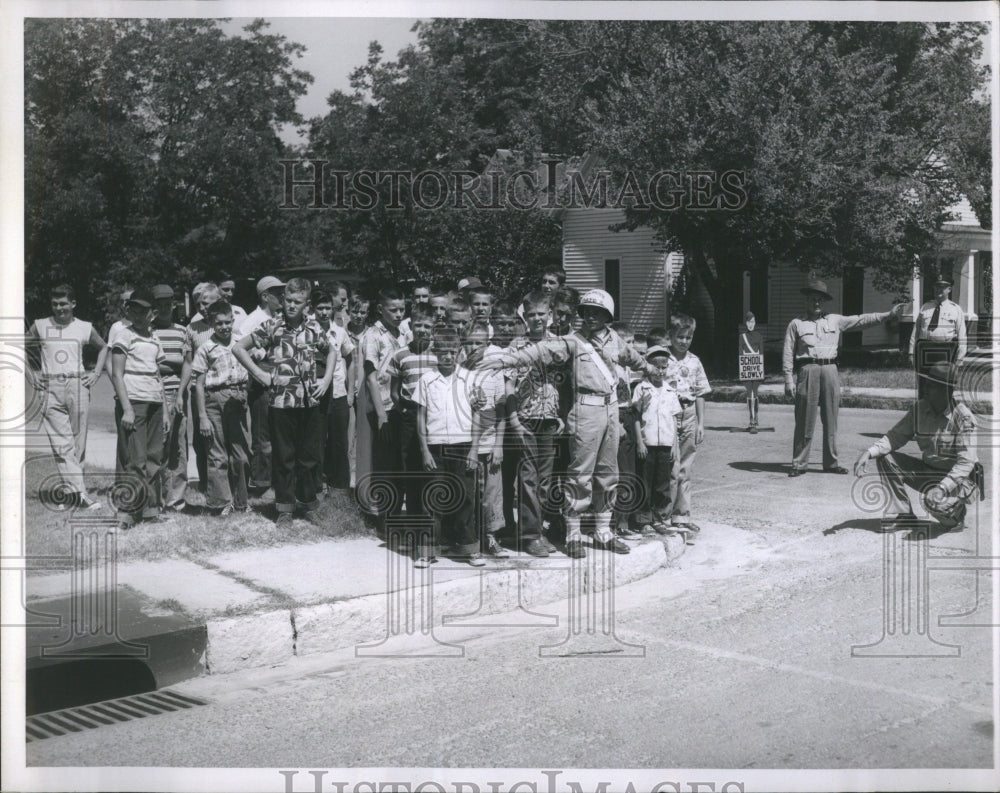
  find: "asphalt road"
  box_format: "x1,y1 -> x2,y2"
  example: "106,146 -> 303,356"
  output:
22,399 -> 996,779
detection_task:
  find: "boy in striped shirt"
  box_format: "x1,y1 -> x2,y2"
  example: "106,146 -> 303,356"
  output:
110,287 -> 169,530
151,284 -> 188,512
389,302 -> 437,523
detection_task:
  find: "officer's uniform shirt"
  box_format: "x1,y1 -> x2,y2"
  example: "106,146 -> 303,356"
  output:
909,299 -> 967,358
867,399 -> 977,484
782,311 -> 889,381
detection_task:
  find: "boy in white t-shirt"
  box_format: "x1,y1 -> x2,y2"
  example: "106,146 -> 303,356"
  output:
27,283 -> 110,509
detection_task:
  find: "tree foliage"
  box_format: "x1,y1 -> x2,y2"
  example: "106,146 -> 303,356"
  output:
25,18 -> 311,323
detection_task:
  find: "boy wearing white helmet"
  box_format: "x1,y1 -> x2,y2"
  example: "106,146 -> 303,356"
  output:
482,288 -> 659,558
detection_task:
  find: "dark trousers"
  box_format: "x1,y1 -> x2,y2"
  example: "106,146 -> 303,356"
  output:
397,405 -> 428,517
614,413 -> 638,528
190,399 -> 208,492
269,405 -> 323,512
515,422 -> 558,545
366,409 -> 402,522
204,388 -> 250,510
324,395 -> 351,489
915,340 -> 958,398
640,445 -> 673,524
427,443 -> 477,555
248,382 -> 272,489
544,435 -> 571,536
115,400 -> 164,521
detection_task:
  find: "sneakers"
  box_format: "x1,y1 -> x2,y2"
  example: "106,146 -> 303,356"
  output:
485,534 -> 510,558
524,538 -> 550,557
414,556 -> 437,568
301,510 -> 322,526
466,552 -> 487,567
594,536 -> 631,554
115,520 -> 134,532
218,504 -> 235,517
565,540 -> 587,559
275,512 -> 294,528
79,495 -> 102,511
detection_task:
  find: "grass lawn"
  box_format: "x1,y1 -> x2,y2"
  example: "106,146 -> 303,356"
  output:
22,455 -> 371,564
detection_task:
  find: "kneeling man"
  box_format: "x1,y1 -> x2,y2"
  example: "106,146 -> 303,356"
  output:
854,362 -> 981,532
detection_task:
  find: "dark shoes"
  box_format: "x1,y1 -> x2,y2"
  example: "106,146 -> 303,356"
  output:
789,468 -> 806,477
593,536 -> 631,554
524,538 -> 550,557
565,540 -> 587,559
824,466 -> 849,475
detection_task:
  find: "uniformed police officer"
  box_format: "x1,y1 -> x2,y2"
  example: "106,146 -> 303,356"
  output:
783,279 -> 905,477
908,274 -> 967,397
854,361 -> 980,532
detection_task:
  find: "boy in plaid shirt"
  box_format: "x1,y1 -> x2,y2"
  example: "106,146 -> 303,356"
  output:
192,300 -> 251,516
233,278 -> 335,525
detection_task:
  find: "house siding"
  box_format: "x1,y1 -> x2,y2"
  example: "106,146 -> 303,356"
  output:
562,208 -> 675,333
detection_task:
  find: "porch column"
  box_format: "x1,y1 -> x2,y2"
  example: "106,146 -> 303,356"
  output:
959,250 -> 978,319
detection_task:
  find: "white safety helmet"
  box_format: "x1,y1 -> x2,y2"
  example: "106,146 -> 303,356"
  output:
578,289 -> 615,320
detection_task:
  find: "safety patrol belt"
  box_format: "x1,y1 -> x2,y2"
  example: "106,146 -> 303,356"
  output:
575,333 -> 618,390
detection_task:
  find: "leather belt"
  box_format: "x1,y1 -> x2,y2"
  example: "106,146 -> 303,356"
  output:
576,392 -> 615,406
797,357 -> 837,367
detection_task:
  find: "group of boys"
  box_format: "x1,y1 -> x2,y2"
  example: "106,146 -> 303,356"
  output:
30,268 -> 712,564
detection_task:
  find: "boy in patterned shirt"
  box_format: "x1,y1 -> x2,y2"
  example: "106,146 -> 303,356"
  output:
664,313 -> 712,539
232,278 -> 335,526
192,300 -> 251,516
311,289 -> 355,494
388,302 -> 437,523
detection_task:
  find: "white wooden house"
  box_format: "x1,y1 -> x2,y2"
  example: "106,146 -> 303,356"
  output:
559,186 -> 991,350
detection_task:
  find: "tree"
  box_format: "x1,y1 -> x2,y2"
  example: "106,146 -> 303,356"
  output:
24,18 -> 312,324
302,38 -> 562,297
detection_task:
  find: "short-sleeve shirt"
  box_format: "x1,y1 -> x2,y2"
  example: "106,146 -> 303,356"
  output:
388,345 -> 438,403
633,379 -> 683,446
112,327 -> 165,403
152,323 -> 186,400
462,362 -> 507,452
666,351 -> 711,404
250,315 -> 329,409
191,337 -> 249,390
414,368 -> 476,445
32,317 -> 93,378
181,318 -> 215,361
327,323 -> 355,399
361,320 -> 404,413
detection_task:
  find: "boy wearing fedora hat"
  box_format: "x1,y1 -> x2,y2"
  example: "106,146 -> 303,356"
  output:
482,289 -> 659,558
854,362 -> 981,531
909,272 -> 967,397
783,279 -> 905,477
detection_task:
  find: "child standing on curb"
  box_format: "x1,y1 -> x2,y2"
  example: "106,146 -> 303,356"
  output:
665,313 -> 712,539
192,300 -> 251,517
414,327 -> 484,568
633,345 -> 683,535
232,278 -> 335,526
311,289 -> 355,495
27,283 -> 110,510
738,311 -> 765,433
110,287 -> 169,530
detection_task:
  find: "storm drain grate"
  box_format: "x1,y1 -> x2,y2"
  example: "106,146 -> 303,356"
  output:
26,689 -> 208,742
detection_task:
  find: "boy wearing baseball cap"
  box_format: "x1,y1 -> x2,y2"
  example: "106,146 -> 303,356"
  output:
482,289 -> 658,558
110,286 -> 170,529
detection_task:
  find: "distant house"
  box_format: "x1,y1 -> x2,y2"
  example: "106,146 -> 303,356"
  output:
555,156 -> 991,350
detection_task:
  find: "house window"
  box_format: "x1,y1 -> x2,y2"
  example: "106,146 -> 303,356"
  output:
604,259 -> 621,319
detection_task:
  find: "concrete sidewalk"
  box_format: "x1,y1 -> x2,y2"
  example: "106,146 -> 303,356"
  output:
26,533 -> 687,676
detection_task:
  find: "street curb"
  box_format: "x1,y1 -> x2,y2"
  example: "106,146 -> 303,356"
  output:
706,386 -> 913,411
201,536 -> 684,673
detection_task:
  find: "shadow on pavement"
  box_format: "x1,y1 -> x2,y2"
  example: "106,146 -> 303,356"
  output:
823,517 -> 885,535
727,460 -> 793,474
